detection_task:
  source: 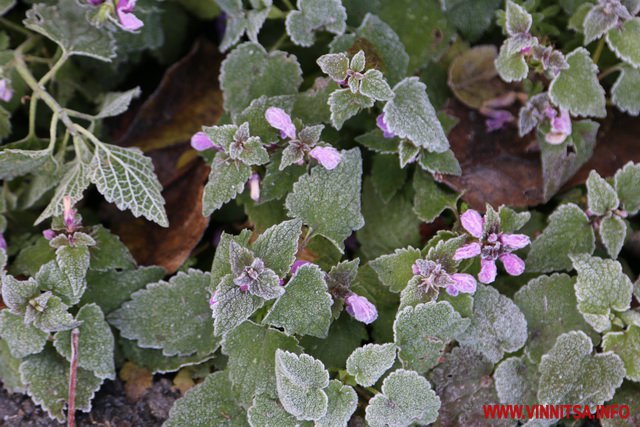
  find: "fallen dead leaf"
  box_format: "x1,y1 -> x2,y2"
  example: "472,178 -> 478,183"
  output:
119,361 -> 153,402
172,368 -> 195,394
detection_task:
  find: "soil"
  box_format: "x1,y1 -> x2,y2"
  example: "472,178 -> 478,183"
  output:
0,377 -> 181,426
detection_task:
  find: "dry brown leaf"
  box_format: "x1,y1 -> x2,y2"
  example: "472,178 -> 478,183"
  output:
119,361 -> 153,402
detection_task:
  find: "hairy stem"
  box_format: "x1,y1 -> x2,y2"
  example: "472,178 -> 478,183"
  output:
67,328 -> 80,427
39,49 -> 68,87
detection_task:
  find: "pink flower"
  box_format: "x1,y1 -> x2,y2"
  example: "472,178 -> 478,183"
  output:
63,196 -> 80,233
545,109 -> 572,145
0,79 -> 13,102
344,293 -> 377,324
454,209 -> 530,284
0,233 -> 6,251
42,229 -> 56,240
265,107 -> 297,140
376,113 -> 395,138
248,173 -> 260,202
411,258 -> 477,297
87,0 -> 105,5
209,292 -> 218,308
309,146 -> 341,170
191,132 -> 218,151
485,109 -> 514,132
116,0 -> 143,31
290,259 -> 310,275
447,273 -> 477,296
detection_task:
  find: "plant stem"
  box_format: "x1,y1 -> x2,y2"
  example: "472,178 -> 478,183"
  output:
599,64 -> 623,80
0,17 -> 30,36
282,0 -> 295,11
270,33 -> 288,52
39,49 -> 68,87
67,328 -> 79,427
592,37 -> 606,65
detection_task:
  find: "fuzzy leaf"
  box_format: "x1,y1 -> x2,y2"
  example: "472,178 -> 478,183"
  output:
612,65 -> 640,116
549,47 -> 606,118
23,0 -> 115,61
371,153 -> 407,203
108,270 -> 219,356
54,304 -> 115,380
118,338 -> 214,375
86,225 -> 136,271
1,275 -> 39,315
95,87 -> 141,118
285,0 -> 346,47
498,206 -> 531,233
365,369 -> 440,427
583,3 -> 618,43
600,214 -> 627,259
383,77 -> 449,153
20,347 -> 103,423
412,169 -> 459,222
394,301 -> 470,373
603,325 -> 640,382
210,230 -> 252,287
359,70 -> 394,101
328,88 -> 374,130
495,41 -> 528,82
571,254 -> 633,333
26,293 -> 77,333
346,343 -> 396,387
263,264 -> 333,338
494,356 -> 538,405
0,310 -> 48,359
248,394 -> 305,427
0,141 -> 51,180
275,350 -> 330,421
165,371 -> 247,427
285,148 -> 364,250
221,42 -> 303,116
514,273 -> 597,362
606,18 -> 640,68
0,340 -> 25,394
52,245 -> 90,305
505,0 -> 532,35
236,95 -> 296,145
35,160 -> 91,224
90,144 -> 167,227
537,331 -> 625,408
369,247 -> 421,293
316,380 -> 358,427
203,154 -> 251,216
456,285 -> 527,363
527,203 -> 595,273
615,161 -> 640,214
587,170 -> 619,215
601,383 -> 640,427
252,219 -> 301,277
213,274 -> 264,336
222,321 -> 301,405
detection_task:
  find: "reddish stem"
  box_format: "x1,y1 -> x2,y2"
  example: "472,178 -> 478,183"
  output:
67,328 -> 79,427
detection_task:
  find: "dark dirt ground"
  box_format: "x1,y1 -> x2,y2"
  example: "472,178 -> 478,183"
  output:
0,377 -> 180,426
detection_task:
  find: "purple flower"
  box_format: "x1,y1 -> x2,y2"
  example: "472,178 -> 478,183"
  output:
116,0 -> 143,31
63,196 -> 80,233
454,209 -> 530,284
545,109 -> 572,145
376,113 -> 395,138
234,258 -> 265,292
0,233 -> 6,251
87,0 -> 105,5
42,229 -> 56,240
265,107 -> 297,140
411,259 -> 477,297
0,79 -> 13,102
290,259 -> 310,275
209,292 -> 218,308
309,146 -> 341,170
485,109 -> 514,132
191,132 -> 218,151
344,293 -> 377,324
248,173 -> 260,202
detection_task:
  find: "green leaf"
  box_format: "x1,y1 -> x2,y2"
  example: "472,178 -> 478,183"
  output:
443,0 -> 501,41
495,41 -> 528,83
0,340 -> 25,394
456,285 -> 528,363
275,349 -> 330,421
316,380 -> 358,427
371,153 -> 407,203
90,144 -> 168,227
346,343 -> 396,387
0,139 -> 52,180
538,331 -> 625,408
369,247 -> 421,293
494,356 -> 538,406
383,77 -> 449,153
23,0 -> 115,61
600,214 -> 627,259
527,203 -> 595,273
213,274 -> 265,336
394,301 -> 470,373
606,18 -> 640,68
203,154 -> 251,216
235,95 -> 296,145
34,160 -> 90,225
108,270 -> 219,356
211,230 -> 252,288
412,169 -> 459,222
612,65 -> 640,116
260,152 -> 305,203
418,149 -> 462,176
549,47 -> 606,118
601,383 -> 640,427
52,244 -> 90,305
165,371 -> 247,427
505,0 -> 532,35
95,87 -> 141,119
603,325 -> 640,382
615,161 -> 640,214
85,225 -> 135,271
514,273 -> 597,362
327,88 -> 375,130
285,148 -> 364,250
221,42 -> 303,116
583,3 -> 617,43
25,292 -> 77,333
54,304 -> 115,380
222,321 -> 301,405
119,337 -> 215,374
0,310 -> 48,359
317,52 -> 349,81
263,264 -> 333,338
248,394 -> 306,427
365,369 -> 440,427
498,206 -> 531,233
1,275 -> 39,315
252,219 -> 302,277
285,0 -> 346,47
20,346 -> 103,423
571,254 -> 633,333
359,69 -> 394,101
587,170 -> 619,215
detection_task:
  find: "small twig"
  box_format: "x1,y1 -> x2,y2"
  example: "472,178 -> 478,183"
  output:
67,328 -> 80,427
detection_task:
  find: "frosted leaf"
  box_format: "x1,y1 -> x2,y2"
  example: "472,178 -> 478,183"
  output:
55,245 -> 90,304
456,285 -> 527,363
252,219 -> 302,277
0,140 -> 51,180
394,301 -> 469,373
235,95 -> 296,145
328,88 -> 375,130
222,321 -> 301,404
213,274 -> 264,336
603,325 -> 640,382
210,230 -> 252,287
217,0 -> 271,52
90,144 -> 168,227
614,161 -> 640,214
165,371 -> 247,426
583,3 -> 619,43
248,394 -> 306,427
495,41 -> 528,82
0,340 -> 25,394
25,292 -> 77,333
263,264 -> 333,338
316,380 -> 357,427
35,160 -> 91,224
202,154 -> 251,216
359,70 -> 394,101
412,169 -> 460,223
54,304 -> 115,380
498,206 -> 531,233
572,254 -> 633,333
118,338 -> 215,375
505,0 -> 532,35
365,369 -> 440,427
612,65 -> 640,116
587,170 -> 619,216
514,273 -> 597,362
606,18 -> 640,68
285,148 -> 364,251
600,214 -> 627,259
494,356 -> 538,405
383,77 -> 449,153
549,48 -> 606,118
346,343 -> 396,387
527,203 -> 595,273
316,53 -> 349,81
369,247 -> 421,293
538,331 -> 625,408
285,0 -> 346,47
1,275 -> 39,315
95,87 -> 141,119
0,310 -> 47,359
601,383 -> 640,427
108,270 -> 219,356
275,349 -> 330,421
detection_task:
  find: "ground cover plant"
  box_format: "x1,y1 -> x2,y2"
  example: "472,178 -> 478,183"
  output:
0,0 -> 640,425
